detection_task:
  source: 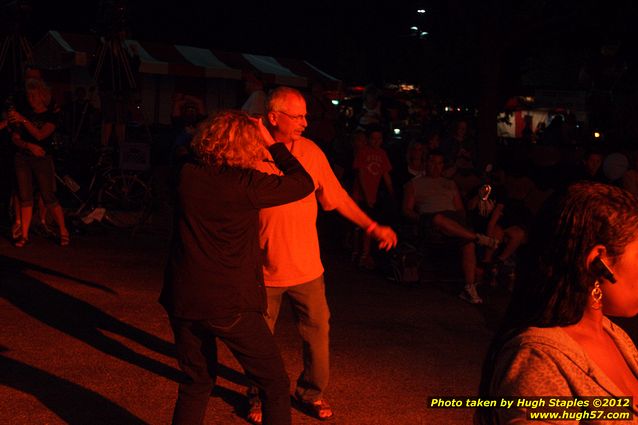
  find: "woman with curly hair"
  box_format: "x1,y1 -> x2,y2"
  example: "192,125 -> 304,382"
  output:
160,110 -> 313,425
477,182 -> 638,424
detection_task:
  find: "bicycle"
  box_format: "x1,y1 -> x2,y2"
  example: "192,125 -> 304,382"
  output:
55,147 -> 153,231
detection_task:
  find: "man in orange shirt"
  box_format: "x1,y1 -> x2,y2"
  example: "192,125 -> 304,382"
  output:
247,87 -> 397,424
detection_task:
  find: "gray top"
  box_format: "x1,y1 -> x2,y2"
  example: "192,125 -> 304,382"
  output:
490,318 -> 638,424
411,175 -> 459,214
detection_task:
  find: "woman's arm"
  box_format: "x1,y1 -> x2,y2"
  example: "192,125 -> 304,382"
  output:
21,120 -> 55,141
11,132 -> 46,157
8,110 -> 55,141
247,143 -> 314,208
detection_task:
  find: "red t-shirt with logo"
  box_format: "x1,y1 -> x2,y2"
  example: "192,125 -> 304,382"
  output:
352,145 -> 392,207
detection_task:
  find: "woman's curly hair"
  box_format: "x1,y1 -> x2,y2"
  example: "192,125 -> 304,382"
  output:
191,110 -> 268,168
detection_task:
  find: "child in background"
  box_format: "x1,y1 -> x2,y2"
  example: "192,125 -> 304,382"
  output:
351,124 -> 394,269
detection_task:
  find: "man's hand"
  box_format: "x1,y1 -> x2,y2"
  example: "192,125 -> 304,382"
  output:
371,225 -> 398,251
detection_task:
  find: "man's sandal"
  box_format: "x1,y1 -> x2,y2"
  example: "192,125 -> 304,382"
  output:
293,397 -> 334,421
246,399 -> 262,425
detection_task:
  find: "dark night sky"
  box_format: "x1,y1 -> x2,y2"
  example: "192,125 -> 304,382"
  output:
21,1 -> 422,83
5,2 -> 476,85
9,0 -> 638,95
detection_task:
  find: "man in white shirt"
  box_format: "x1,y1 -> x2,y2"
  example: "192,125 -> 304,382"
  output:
403,150 -> 499,304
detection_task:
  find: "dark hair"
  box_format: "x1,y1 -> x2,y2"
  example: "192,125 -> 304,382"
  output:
476,182 -> 638,424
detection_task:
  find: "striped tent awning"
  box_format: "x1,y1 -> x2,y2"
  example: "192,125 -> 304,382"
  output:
34,31 -> 242,80
32,31 -> 341,89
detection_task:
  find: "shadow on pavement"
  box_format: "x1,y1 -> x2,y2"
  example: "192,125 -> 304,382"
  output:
0,345 -> 146,425
211,385 -> 249,421
0,255 -> 249,387
1,255 -> 183,383
1,253 -> 117,294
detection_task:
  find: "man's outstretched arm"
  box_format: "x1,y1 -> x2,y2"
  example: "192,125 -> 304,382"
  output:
335,194 -> 398,251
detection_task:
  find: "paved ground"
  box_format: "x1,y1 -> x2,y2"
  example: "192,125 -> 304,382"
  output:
4,211 -> 633,425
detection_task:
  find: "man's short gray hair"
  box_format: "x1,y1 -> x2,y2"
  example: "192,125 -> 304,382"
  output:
266,86 -> 304,112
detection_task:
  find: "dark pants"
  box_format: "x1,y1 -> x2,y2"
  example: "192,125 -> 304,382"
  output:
14,152 -> 58,207
169,312 -> 291,425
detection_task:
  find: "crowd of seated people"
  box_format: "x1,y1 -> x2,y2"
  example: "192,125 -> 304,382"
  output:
325,86 -> 638,307
326,95 -> 538,300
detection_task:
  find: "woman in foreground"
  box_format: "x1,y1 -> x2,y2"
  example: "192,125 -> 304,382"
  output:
477,182 -> 638,424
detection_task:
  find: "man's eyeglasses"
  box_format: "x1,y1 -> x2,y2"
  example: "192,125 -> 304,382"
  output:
275,110 -> 307,121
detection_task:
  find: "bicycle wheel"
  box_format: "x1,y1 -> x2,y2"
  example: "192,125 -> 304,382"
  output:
97,173 -> 152,229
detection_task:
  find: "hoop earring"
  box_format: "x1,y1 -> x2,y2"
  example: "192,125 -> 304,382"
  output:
591,280 -> 603,310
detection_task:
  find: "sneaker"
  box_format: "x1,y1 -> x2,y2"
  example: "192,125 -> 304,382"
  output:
459,284 -> 483,304
475,233 -> 500,249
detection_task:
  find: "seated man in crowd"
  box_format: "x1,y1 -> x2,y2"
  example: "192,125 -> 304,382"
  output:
402,150 -> 499,304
